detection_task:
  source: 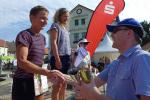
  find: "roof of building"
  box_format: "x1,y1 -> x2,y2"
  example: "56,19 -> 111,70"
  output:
0,39 -> 5,47
70,4 -> 93,13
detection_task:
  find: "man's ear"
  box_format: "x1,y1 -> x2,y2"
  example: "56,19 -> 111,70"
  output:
127,29 -> 133,36
128,29 -> 136,40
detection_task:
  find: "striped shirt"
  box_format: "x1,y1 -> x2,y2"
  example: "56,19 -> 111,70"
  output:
14,29 -> 46,78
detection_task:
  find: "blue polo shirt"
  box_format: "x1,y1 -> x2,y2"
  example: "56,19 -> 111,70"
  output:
98,45 -> 150,100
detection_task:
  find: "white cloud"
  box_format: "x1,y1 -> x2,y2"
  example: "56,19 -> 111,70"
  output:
120,0 -> 150,21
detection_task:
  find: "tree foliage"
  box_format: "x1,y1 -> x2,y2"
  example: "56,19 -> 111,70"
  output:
141,21 -> 150,45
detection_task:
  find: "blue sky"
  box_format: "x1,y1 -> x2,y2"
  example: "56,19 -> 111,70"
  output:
0,0 -> 150,47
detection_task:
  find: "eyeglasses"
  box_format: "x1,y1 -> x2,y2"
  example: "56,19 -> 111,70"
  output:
113,28 -> 129,33
83,43 -> 88,45
80,43 -> 88,46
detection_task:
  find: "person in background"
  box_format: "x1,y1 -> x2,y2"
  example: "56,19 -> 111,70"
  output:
97,57 -> 105,72
104,57 -> 111,66
0,59 -> 2,74
71,38 -> 91,100
74,38 -> 91,68
12,5 -> 65,100
48,8 -> 71,100
74,18 -> 150,100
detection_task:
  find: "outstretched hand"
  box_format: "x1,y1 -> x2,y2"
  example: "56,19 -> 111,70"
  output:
48,70 -> 65,84
73,79 -> 97,100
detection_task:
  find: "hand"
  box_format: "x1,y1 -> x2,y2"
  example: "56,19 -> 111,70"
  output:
63,74 -> 78,85
74,78 -> 109,100
73,79 -> 97,100
55,59 -> 62,69
48,70 -> 65,84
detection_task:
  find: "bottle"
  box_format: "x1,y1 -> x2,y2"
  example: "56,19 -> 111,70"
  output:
79,67 -> 92,83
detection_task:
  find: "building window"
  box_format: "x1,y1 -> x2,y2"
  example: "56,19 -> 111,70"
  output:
74,33 -> 79,41
75,19 -> 79,26
82,32 -> 86,38
81,18 -> 85,25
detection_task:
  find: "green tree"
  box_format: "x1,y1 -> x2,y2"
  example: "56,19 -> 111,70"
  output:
141,21 -> 150,45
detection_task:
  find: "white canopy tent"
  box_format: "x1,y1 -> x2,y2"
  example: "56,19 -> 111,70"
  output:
93,33 -> 120,62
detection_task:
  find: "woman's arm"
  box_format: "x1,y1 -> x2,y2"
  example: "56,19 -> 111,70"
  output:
16,44 -> 65,81
50,29 -> 62,69
16,44 -> 50,76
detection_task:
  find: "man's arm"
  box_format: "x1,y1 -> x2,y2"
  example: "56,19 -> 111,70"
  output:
133,54 -> 150,100
74,76 -> 109,100
87,76 -> 108,100
84,86 -> 110,100
95,76 -> 106,88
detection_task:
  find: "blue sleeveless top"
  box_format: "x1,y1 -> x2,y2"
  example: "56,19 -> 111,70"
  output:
50,23 -> 71,56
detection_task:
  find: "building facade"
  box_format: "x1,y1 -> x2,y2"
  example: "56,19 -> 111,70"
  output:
0,39 -> 8,56
69,4 -> 93,48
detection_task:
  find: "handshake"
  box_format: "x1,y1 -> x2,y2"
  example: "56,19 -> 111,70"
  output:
66,65 -> 93,84
47,62 -> 94,83
48,66 -> 93,85
66,46 -> 93,84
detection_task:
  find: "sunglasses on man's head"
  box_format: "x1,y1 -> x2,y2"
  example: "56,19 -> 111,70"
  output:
80,43 -> 88,45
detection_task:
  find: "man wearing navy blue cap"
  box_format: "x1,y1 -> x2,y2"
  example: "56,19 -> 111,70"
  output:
74,18 -> 150,100
107,18 -> 144,42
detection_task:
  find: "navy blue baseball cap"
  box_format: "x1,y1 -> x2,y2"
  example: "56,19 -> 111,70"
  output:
106,18 -> 144,38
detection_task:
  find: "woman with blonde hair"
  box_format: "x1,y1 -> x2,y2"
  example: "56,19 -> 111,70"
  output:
48,8 -> 71,100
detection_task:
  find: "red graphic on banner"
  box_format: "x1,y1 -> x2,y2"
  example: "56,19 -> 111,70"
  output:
86,0 -> 125,56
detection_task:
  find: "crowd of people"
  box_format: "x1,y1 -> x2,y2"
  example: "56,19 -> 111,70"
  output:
11,5 -> 150,100
0,59 -> 17,71
95,56 -> 111,72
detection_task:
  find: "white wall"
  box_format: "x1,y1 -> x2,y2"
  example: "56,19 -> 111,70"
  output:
0,47 -> 8,56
